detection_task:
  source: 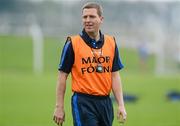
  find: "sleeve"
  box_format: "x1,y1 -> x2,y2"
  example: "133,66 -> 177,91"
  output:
112,39 -> 124,72
58,38 -> 74,74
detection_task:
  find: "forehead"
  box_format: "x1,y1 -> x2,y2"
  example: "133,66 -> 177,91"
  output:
82,8 -> 98,16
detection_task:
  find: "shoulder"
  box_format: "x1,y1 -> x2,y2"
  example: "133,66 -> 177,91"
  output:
104,34 -> 116,49
68,35 -> 81,42
66,35 -> 82,47
104,34 -> 115,40
66,35 -> 82,51
104,34 -> 116,45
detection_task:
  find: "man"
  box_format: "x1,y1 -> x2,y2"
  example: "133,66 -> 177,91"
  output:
53,2 -> 127,126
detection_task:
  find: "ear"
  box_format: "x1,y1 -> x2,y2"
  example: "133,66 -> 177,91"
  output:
100,16 -> 104,23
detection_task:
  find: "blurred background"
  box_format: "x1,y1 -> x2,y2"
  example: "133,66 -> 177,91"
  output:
0,0 -> 180,126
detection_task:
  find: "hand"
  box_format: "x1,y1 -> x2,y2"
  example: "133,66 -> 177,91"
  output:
53,107 -> 65,126
117,106 -> 127,124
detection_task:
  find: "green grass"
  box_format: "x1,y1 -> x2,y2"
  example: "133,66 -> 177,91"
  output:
0,35 -> 180,126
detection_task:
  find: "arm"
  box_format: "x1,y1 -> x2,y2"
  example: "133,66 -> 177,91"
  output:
112,71 -> 127,123
53,38 -> 74,125
53,71 -> 68,125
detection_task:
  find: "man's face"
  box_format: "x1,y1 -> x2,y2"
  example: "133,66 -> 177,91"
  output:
82,8 -> 103,34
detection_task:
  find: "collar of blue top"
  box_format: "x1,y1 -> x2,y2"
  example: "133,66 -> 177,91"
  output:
79,29 -> 104,49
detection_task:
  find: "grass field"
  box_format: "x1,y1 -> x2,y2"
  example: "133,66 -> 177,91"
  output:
0,35 -> 180,126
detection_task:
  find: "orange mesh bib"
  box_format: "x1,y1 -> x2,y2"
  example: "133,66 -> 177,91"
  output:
70,35 -> 115,96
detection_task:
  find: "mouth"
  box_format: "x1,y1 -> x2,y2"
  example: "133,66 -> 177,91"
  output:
85,25 -> 93,29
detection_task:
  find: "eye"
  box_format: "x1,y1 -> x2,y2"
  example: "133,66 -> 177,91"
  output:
83,15 -> 87,19
90,15 -> 96,18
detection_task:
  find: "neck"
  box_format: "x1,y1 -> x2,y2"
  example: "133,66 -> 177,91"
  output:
87,31 -> 100,41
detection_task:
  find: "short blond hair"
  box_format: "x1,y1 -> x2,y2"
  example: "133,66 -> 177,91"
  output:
82,2 -> 103,16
